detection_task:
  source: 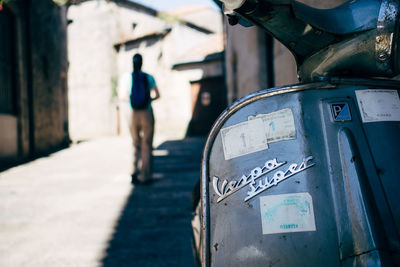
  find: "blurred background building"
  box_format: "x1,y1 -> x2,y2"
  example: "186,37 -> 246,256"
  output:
0,0 -> 347,166
0,0 -> 69,167
67,0 -> 224,141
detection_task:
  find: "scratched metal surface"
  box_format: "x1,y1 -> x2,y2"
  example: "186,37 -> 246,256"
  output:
202,82 -> 400,266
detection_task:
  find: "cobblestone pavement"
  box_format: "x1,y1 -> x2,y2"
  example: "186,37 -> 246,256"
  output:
0,136 -> 205,267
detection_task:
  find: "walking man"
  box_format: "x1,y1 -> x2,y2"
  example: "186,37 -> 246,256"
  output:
119,53 -> 160,184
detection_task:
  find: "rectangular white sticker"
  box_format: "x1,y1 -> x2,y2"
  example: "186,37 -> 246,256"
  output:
260,192 -> 316,235
248,108 -> 296,143
355,89 -> 400,122
221,118 -> 268,160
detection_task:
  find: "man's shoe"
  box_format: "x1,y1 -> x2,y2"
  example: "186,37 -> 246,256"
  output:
131,173 -> 140,185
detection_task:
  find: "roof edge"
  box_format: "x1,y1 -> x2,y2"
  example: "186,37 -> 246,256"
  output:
114,28 -> 172,49
172,52 -> 224,69
67,0 -> 158,17
68,0 -> 216,34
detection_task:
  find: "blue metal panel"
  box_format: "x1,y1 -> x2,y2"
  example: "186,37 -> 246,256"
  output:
293,0 -> 380,34
201,81 -> 400,266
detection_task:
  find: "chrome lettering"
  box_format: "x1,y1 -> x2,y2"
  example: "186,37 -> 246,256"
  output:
212,158 -> 286,203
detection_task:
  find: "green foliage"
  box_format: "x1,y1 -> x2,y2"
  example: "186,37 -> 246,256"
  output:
110,76 -> 118,102
158,12 -> 182,24
52,0 -> 68,5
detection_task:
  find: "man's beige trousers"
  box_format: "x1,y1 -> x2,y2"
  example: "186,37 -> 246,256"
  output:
131,109 -> 154,182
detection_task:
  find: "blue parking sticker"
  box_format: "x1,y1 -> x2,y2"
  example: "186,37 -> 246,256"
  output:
331,103 -> 351,121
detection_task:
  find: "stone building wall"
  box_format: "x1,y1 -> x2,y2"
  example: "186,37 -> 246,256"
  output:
224,24 -> 273,103
30,0 -> 69,154
0,0 -> 69,165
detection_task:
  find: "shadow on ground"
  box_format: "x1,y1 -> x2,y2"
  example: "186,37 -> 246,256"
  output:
101,137 -> 205,267
0,142 -> 70,172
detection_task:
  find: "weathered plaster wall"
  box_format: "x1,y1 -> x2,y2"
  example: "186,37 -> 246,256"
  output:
273,40 -> 298,87
115,24 -> 213,140
30,0 -> 69,154
224,22 -> 272,103
67,1 -> 119,141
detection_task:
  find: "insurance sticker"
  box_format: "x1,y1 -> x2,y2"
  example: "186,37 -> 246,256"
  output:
355,89 -> 400,122
248,108 -> 296,143
260,192 -> 316,235
221,118 -> 268,160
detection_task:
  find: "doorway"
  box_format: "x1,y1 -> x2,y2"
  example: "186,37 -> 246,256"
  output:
187,76 -> 227,136
0,5 -> 18,161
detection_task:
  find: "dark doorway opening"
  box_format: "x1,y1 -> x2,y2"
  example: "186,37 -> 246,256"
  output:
186,76 -> 227,136
0,5 -> 17,115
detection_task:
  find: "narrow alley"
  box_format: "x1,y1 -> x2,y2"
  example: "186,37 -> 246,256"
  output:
0,136 -> 205,267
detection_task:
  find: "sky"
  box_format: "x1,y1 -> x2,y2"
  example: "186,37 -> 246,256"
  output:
133,0 -> 219,11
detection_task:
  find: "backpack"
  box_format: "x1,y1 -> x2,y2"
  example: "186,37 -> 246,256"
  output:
130,72 -> 150,110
